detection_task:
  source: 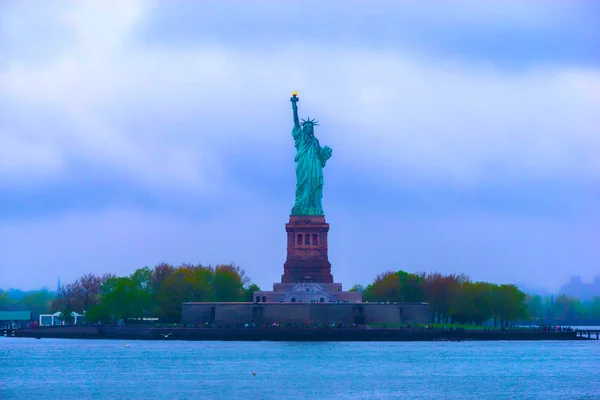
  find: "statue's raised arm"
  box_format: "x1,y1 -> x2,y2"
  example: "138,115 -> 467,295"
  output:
290,92 -> 300,128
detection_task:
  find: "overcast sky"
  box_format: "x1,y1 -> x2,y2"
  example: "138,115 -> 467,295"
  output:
1,1 -> 599,292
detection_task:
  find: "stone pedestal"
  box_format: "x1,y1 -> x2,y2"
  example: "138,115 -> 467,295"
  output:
254,214 -> 362,303
254,282 -> 362,303
281,215 -> 333,284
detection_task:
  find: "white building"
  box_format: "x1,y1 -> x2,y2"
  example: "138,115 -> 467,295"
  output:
39,311 -> 85,326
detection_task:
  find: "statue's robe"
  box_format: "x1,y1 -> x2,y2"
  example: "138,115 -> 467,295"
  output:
291,125 -> 330,215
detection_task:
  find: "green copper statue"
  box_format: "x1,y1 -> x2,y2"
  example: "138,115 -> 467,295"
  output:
290,92 -> 332,216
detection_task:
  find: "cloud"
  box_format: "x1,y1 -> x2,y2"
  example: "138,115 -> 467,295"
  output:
1,1 -> 598,291
140,1 -> 600,67
1,1 -> 598,194
0,132 -> 65,179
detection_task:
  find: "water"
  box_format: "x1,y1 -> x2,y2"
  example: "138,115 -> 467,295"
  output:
1,338 -> 599,399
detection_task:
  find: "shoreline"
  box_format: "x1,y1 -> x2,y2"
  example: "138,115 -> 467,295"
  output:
4,326 -> 595,341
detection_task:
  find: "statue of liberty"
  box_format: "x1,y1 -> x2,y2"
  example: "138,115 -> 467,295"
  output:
289,92 -> 332,216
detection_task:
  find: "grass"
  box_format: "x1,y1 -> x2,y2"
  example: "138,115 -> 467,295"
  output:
365,323 -> 535,331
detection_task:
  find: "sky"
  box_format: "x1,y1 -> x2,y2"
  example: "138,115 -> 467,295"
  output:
1,0 -> 599,293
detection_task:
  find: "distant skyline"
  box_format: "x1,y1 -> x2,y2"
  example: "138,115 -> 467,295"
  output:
1,1 -> 599,292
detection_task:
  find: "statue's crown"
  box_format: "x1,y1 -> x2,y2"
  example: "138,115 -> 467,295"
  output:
301,117 -> 319,126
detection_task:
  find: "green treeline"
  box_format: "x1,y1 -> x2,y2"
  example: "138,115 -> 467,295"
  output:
52,263 -> 259,323
525,293 -> 600,324
0,289 -> 55,318
3,267 -> 600,325
353,271 -> 600,326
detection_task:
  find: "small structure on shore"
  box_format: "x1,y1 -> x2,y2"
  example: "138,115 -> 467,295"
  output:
39,311 -> 85,326
0,311 -> 32,329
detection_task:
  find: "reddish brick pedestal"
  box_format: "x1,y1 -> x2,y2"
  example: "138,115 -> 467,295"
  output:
281,215 -> 333,283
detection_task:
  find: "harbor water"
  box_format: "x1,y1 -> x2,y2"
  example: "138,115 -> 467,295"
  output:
1,338 -> 599,399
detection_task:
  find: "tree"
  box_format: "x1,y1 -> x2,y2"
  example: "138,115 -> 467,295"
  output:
0,292 -> 15,310
553,295 -> 582,321
224,263 -> 251,287
73,273 -> 104,314
51,282 -> 78,315
244,283 -> 261,302
93,276 -> 151,322
422,272 -> 446,323
361,270 -> 530,326
48,262 -> 266,323
213,264 -> 245,302
157,266 -> 211,322
130,267 -> 153,299
20,290 -> 54,319
363,271 -> 427,304
349,284 -> 364,292
589,297 -> 600,320
451,282 -> 494,325
363,272 -> 401,302
151,263 -> 175,295
494,284 -> 527,326
87,268 -> 154,323
543,295 -> 556,320
525,294 -> 544,322
396,270 -> 426,302
423,272 -> 469,324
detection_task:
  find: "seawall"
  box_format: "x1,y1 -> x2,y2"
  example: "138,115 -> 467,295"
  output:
181,302 -> 430,326
7,326 -> 590,341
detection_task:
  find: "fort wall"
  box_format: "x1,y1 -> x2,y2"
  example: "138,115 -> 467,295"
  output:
181,302 -> 430,326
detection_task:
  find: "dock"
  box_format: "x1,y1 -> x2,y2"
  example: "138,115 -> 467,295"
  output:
575,329 -> 600,340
